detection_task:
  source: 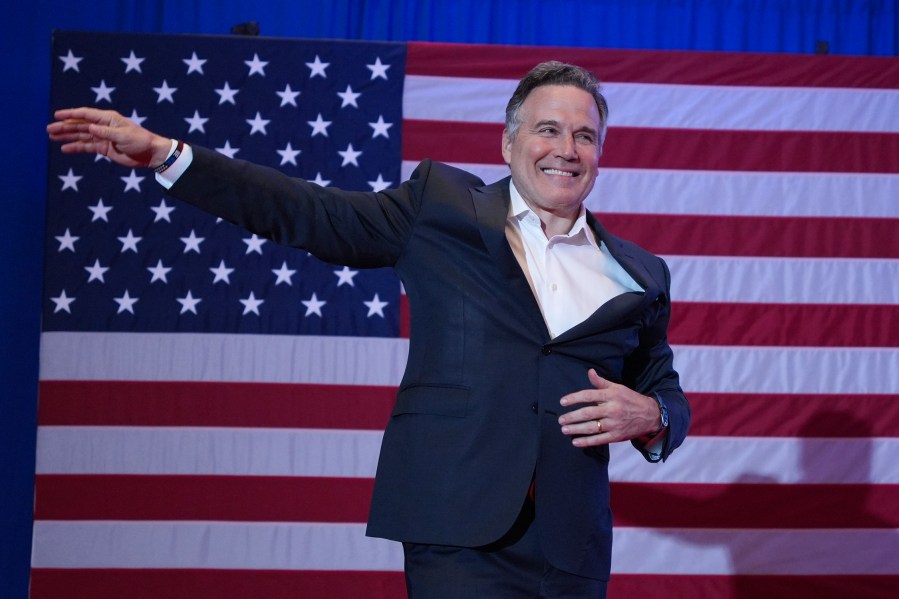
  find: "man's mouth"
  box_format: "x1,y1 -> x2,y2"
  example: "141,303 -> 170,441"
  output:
542,168 -> 576,177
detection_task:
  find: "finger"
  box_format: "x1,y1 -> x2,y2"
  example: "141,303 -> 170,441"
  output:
587,368 -> 612,389
54,107 -> 108,124
558,404 -> 607,427
560,388 -> 601,407
560,417 -> 606,437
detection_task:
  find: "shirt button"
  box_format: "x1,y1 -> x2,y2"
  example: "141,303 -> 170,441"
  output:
551,283 -> 558,292
531,402 -> 538,413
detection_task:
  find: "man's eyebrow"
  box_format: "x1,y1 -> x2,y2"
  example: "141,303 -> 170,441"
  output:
531,119 -> 598,136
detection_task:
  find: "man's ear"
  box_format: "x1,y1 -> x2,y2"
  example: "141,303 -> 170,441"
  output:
501,129 -> 512,164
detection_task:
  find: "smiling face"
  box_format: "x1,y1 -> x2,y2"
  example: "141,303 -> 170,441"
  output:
501,84 -> 602,233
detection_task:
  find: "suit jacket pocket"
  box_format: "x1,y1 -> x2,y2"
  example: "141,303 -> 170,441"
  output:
393,384 -> 470,418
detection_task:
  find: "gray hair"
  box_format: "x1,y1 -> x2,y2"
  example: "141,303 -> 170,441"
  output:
504,61 -> 609,145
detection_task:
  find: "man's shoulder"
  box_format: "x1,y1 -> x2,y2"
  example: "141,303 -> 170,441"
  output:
410,159 -> 487,189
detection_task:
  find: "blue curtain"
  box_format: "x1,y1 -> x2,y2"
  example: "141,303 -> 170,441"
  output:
3,1 -> 896,596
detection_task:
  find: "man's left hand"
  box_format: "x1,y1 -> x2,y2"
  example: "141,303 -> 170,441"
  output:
558,369 -> 660,447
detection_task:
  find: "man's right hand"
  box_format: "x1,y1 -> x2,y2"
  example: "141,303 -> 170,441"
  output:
46,107 -> 172,169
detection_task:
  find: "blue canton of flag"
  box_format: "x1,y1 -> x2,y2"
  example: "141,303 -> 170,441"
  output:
44,30 -> 406,337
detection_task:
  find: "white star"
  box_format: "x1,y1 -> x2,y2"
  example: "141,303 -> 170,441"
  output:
276,84 -> 301,107
87,198 -> 112,222
91,80 -> 115,103
272,261 -> 296,285
183,52 -> 206,75
368,174 -> 392,192
121,169 -> 145,192
338,143 -> 362,167
121,51 -> 144,73
210,260 -> 234,284
246,112 -> 270,135
51,290 -> 75,313
337,85 -> 361,108
334,266 -> 358,287
310,172 -> 331,186
58,49 -> 82,72
55,228 -> 78,252
367,57 -> 391,80
180,230 -> 204,254
307,113 -> 332,137
177,291 -> 202,315
243,234 -> 266,255
85,259 -> 109,283
215,140 -> 239,158
306,55 -> 329,78
95,154 -> 111,163
245,53 -> 268,76
147,259 -> 172,283
153,80 -> 177,103
302,293 -> 326,317
59,168 -> 81,191
185,110 -> 209,134
364,293 -> 389,318
369,115 -> 393,139
215,82 -> 239,105
126,109 -> 147,126
277,142 -> 301,166
118,229 -> 141,253
114,290 -> 139,314
240,291 -> 264,315
151,199 -> 175,222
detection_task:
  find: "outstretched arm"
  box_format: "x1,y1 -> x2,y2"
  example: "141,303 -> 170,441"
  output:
47,107 -> 172,169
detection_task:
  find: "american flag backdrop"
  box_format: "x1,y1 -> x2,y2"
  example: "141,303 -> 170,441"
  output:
35,30 -> 899,598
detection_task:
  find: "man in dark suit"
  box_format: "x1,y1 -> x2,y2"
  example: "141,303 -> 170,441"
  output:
48,61 -> 690,598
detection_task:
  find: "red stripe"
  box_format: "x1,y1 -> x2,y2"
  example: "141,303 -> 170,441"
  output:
402,120 -> 899,173
611,482 -> 899,529
687,393 -> 899,438
600,214 -> 899,258
34,475 -> 372,522
609,574 -> 899,599
29,569 -> 406,599
670,303 -> 899,348
37,381 -> 395,428
37,385 -> 899,437
407,41 -> 899,88
34,475 -> 899,529
28,569 -> 899,599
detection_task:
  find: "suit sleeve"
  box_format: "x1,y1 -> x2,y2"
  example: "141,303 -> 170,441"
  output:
166,145 -> 429,268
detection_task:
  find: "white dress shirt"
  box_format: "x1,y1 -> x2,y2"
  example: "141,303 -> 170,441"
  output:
505,180 -> 643,339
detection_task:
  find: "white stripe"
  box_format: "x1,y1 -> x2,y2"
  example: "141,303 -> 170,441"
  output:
39,333 -> 899,395
404,75 -> 899,133
31,521 -> 403,571
31,520 -> 899,575
673,345 -> 899,395
35,425 -> 898,484
39,331 -> 408,384
35,426 -> 383,477
612,528 -> 899,575
402,162 -> 899,219
609,437 -> 899,485
604,82 -> 899,133
666,256 -> 899,305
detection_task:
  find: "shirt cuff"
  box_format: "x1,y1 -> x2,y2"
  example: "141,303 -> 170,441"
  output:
154,139 -> 193,189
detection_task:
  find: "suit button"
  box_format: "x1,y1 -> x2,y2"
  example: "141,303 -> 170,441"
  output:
531,402 -> 538,413
542,345 -> 552,355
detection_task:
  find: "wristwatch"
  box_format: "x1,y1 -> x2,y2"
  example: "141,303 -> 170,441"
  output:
650,393 -> 669,437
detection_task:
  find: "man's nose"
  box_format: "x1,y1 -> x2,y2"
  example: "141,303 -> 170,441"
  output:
555,136 -> 578,160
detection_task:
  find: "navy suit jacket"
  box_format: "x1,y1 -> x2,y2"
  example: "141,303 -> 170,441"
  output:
168,147 -> 690,580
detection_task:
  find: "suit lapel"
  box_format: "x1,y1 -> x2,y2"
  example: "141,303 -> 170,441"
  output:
471,178 -> 548,338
